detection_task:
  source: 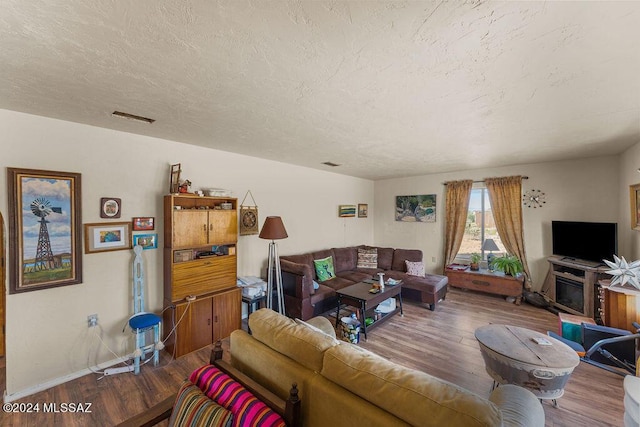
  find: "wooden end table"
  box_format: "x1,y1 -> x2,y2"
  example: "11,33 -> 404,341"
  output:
335,281 -> 403,340
445,266 -> 524,304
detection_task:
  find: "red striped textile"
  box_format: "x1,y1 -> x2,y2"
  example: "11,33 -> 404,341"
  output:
190,365 -> 286,427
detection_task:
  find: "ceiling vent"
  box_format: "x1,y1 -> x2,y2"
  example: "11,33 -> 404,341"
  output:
111,111 -> 155,124
322,161 -> 340,167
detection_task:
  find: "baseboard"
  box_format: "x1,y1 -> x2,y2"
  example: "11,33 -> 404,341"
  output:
3,356 -> 130,403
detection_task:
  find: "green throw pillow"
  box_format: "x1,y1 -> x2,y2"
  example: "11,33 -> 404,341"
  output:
314,256 -> 336,282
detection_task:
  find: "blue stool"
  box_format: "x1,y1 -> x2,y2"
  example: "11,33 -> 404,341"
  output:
128,245 -> 162,375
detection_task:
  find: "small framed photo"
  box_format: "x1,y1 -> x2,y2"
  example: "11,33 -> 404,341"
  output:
132,217 -> 155,231
358,204 -> 368,218
100,197 -> 121,218
338,205 -> 356,217
133,233 -> 158,250
84,222 -> 132,254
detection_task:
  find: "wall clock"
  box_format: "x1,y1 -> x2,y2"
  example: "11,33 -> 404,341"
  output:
522,189 -> 546,208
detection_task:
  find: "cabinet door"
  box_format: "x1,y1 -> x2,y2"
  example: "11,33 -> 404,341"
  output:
212,288 -> 241,341
171,298 -> 214,357
173,211 -> 208,248
208,210 -> 237,245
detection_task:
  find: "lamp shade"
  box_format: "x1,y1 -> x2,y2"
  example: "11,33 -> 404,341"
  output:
259,216 -> 288,240
482,238 -> 500,252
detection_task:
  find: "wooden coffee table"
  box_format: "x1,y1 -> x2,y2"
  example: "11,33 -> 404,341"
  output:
335,281 -> 403,340
475,324 -> 580,407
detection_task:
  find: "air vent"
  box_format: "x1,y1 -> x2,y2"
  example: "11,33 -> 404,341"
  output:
322,161 -> 340,167
111,111 -> 155,124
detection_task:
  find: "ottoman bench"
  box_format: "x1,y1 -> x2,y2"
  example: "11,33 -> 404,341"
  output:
399,273 -> 448,311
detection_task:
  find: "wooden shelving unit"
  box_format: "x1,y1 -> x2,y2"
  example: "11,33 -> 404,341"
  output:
544,256 -> 608,318
163,194 -> 241,357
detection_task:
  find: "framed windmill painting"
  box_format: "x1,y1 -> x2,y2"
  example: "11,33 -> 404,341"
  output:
7,168 -> 82,293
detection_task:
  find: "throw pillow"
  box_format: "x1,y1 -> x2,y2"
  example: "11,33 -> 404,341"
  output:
357,248 -> 378,269
314,256 -> 336,281
169,380 -> 233,427
190,365 -> 286,427
405,260 -> 425,277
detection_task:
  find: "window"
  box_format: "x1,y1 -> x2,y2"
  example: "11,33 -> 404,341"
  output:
459,188 -> 506,260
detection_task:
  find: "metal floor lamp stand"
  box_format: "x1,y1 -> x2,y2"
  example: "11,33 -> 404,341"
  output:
266,240 -> 285,315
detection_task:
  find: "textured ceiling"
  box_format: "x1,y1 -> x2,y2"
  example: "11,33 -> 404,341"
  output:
2,1 -> 639,180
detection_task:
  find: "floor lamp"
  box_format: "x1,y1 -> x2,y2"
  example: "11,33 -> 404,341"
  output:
259,216 -> 288,315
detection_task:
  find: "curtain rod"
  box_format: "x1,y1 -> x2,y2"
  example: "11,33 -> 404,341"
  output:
443,176 -> 528,185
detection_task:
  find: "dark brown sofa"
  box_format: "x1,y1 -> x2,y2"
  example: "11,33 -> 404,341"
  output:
280,246 -> 448,320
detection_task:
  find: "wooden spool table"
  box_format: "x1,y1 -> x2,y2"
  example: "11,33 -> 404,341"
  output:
475,324 -> 579,407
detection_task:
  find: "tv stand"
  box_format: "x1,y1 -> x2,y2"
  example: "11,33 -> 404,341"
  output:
543,256 -> 608,318
559,257 -> 604,268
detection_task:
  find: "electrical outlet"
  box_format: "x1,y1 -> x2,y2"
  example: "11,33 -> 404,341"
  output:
431,257 -> 436,263
87,314 -> 98,328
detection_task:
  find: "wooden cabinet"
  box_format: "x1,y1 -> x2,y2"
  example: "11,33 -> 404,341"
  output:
165,288 -> 241,357
163,194 -> 240,358
170,208 -> 238,249
445,267 -> 524,303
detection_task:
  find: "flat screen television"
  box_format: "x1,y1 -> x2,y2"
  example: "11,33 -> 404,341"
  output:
551,220 -> 617,265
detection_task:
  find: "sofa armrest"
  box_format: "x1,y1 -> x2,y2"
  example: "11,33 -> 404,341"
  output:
280,259 -> 314,299
489,384 -> 545,427
116,395 -> 175,427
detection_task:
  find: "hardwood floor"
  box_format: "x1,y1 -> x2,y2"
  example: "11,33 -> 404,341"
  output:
0,288 -> 626,426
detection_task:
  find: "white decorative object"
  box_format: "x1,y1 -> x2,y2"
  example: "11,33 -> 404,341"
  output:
603,255 -> 640,290
378,272 -> 385,290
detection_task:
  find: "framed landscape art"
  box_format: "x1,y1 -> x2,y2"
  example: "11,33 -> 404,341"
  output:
395,194 -> 436,222
7,168 -> 82,293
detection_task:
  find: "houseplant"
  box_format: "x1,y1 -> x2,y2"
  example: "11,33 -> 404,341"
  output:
469,253 -> 481,271
490,255 -> 523,276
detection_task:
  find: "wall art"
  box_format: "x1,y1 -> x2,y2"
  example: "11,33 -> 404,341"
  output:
395,194 -> 436,222
7,168 -> 82,293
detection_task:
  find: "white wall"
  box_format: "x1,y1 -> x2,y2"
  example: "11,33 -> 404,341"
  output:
373,157 -> 620,291
618,141 -> 640,259
0,109 -> 373,398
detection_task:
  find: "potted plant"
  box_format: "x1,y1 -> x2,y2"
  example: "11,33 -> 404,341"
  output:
469,253 -> 481,271
491,254 -> 523,276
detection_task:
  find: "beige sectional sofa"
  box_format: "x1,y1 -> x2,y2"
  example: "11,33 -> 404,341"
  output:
229,308 -> 545,427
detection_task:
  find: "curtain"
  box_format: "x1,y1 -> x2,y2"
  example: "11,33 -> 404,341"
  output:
443,180 -> 473,269
485,176 -> 532,289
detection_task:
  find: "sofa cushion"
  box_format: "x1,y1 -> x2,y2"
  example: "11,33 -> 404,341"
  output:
314,256 -> 336,282
336,270 -> 373,283
190,365 -> 285,427
376,247 -> 394,270
321,343 -> 503,427
357,247 -> 378,269
319,276 -> 358,291
248,308 -> 339,372
391,249 -> 423,271
405,260 -> 425,276
333,247 -> 358,272
169,380 -> 233,427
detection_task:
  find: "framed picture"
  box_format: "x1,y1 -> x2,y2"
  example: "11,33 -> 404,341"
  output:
170,163 -> 181,194
100,197 -> 121,218
358,204 -> 368,218
396,194 -> 436,222
84,222 -> 132,254
7,168 -> 82,293
132,216 -> 155,231
338,205 -> 356,217
133,233 -> 158,250
630,183 -> 640,231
